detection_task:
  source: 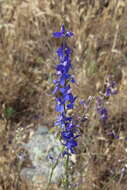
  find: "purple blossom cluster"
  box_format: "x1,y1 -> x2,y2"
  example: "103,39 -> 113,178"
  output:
96,75 -> 117,123
105,76 -> 117,96
96,96 -> 108,122
52,25 -> 80,155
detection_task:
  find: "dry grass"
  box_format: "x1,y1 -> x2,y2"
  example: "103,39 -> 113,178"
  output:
0,0 -> 127,189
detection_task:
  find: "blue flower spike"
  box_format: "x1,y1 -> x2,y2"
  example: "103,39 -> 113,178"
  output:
53,24 -> 74,38
52,25 -> 80,156
96,76 -> 117,123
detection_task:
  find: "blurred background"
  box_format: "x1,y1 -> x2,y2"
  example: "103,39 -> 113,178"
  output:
0,0 -> 127,189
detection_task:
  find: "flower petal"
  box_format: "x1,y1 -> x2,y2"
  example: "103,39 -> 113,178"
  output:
53,32 -> 63,38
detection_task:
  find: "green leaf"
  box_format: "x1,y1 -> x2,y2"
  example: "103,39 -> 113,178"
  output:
4,107 -> 15,119
85,60 -> 97,76
36,57 -> 44,64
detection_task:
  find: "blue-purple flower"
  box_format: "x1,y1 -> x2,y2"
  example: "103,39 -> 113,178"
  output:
52,24 -> 79,155
53,24 -> 74,38
96,96 -> 108,123
96,76 -> 117,123
105,76 -> 117,97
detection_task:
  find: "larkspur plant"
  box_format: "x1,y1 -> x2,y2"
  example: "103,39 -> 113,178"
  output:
96,75 -> 117,123
47,25 -> 118,190
46,24 -> 80,190
52,24 -> 80,156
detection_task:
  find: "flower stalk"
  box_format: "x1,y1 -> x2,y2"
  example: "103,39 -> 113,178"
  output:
52,24 -> 80,189
53,24 -> 79,156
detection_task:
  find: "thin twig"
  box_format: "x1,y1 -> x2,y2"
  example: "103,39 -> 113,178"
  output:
46,152 -> 61,190
65,154 -> 69,190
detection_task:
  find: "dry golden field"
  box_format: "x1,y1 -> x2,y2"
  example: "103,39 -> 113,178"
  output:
0,0 -> 127,189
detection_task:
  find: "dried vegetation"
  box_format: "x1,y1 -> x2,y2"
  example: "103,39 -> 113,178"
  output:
0,0 -> 127,189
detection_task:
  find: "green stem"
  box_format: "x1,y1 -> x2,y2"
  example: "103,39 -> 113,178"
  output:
46,153 -> 60,190
65,154 -> 69,190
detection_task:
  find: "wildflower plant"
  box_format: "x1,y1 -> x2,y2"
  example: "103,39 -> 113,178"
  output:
47,25 -> 118,190
53,24 -> 79,156
47,24 -> 80,190
96,75 -> 117,123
